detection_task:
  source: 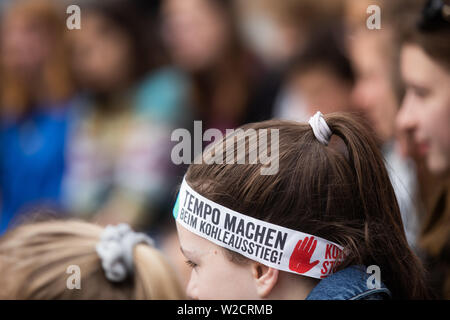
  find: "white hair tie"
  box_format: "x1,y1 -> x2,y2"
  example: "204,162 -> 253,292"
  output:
308,111 -> 332,145
96,223 -> 154,282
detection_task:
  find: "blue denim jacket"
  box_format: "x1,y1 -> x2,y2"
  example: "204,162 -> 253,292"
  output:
306,266 -> 392,300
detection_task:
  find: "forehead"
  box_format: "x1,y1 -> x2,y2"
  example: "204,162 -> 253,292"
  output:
176,222 -> 218,255
401,44 -> 449,84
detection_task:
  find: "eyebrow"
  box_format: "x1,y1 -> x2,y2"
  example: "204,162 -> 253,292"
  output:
180,246 -> 194,257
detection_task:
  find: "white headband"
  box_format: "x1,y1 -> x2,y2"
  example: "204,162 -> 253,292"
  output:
96,224 -> 154,282
173,178 -> 345,279
308,111 -> 332,145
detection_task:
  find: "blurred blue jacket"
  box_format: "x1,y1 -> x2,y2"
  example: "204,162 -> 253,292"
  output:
306,265 -> 391,300
0,101 -> 72,234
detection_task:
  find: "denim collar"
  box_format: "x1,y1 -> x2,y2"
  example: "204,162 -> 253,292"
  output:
306,265 -> 392,300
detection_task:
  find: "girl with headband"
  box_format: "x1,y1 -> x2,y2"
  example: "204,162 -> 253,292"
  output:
0,220 -> 184,299
174,112 -> 430,299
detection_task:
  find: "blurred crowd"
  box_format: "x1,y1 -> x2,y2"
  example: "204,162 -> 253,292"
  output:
0,0 -> 448,299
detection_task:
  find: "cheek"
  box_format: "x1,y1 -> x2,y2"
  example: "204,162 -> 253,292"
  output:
355,77 -> 390,112
432,110 -> 450,155
422,96 -> 450,143
368,76 -> 397,118
195,254 -> 256,300
101,39 -> 131,72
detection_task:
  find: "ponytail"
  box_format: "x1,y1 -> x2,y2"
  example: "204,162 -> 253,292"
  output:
326,113 -> 430,299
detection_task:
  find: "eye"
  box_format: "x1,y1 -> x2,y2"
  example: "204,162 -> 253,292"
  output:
185,260 -> 197,269
411,85 -> 430,98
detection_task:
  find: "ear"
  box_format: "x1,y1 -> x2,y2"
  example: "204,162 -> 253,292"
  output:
251,262 -> 279,298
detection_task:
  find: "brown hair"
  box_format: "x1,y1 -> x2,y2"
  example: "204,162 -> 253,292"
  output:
400,0 -> 450,71
185,113 -> 430,299
0,220 -> 184,299
182,0 -> 256,128
78,0 -> 164,82
0,0 -> 74,117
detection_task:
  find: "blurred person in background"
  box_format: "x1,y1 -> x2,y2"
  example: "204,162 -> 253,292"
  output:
64,0 -> 188,230
234,0 -> 346,69
396,0 -> 450,299
0,0 -> 75,234
0,220 -> 184,299
235,0 -> 347,122
275,26 -> 355,122
346,0 -> 421,248
160,0 -> 276,133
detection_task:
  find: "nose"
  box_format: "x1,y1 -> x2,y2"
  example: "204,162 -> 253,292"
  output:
186,273 -> 198,300
396,93 -> 420,157
396,93 -> 417,134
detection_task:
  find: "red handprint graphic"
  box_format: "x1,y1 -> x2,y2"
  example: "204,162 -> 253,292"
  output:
289,236 -> 319,274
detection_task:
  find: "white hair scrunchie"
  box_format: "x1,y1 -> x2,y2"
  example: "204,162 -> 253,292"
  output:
96,223 -> 154,282
308,111 -> 332,145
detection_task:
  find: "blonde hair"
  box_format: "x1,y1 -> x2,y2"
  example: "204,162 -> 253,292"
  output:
0,220 -> 185,299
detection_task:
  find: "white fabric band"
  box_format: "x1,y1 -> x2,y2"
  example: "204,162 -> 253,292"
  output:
96,223 -> 154,282
173,178 -> 345,279
308,111 -> 332,145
